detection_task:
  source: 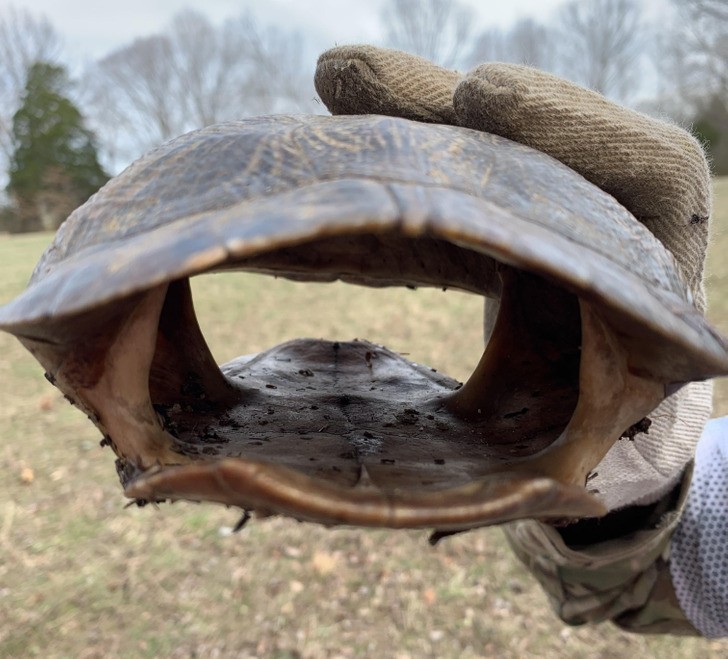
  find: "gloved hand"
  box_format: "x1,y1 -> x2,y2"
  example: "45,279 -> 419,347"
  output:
315,45 -> 714,632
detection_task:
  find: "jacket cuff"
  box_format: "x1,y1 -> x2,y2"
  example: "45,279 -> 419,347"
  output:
502,463 -> 698,634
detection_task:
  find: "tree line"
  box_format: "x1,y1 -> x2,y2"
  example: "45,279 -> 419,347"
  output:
1,0 -> 725,233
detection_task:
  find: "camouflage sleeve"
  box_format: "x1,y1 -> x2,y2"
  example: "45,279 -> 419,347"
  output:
502,463 -> 700,635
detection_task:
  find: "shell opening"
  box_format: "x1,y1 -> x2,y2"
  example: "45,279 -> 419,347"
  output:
31,230 -> 670,528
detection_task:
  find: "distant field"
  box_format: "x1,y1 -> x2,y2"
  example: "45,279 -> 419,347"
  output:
707,177 -> 728,414
0,179 -> 726,658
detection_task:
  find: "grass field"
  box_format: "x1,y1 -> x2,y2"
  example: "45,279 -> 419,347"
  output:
0,179 -> 727,658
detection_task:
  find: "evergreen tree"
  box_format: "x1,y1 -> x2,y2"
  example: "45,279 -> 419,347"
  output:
692,97 -> 728,176
7,61 -> 108,231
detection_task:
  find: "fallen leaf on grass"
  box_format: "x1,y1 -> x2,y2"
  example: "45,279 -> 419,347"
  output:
311,550 -> 339,575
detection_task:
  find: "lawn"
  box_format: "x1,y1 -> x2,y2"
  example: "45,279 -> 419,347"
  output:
0,179 -> 727,658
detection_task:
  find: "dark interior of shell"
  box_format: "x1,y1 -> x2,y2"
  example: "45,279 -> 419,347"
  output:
28,261 -> 618,529
5,115 -> 728,532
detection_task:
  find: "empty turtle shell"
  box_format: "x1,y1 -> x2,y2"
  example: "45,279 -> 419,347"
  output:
2,114 -> 727,531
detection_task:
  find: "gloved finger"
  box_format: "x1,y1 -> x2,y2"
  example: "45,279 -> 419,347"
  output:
315,45 -> 460,124
454,64 -> 711,310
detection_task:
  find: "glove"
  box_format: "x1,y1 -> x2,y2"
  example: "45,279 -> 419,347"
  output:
315,45 -> 714,631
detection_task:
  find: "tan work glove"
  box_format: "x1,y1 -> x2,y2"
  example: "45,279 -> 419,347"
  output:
315,45 -> 714,632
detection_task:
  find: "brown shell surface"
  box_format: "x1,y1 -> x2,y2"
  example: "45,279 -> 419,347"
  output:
1,114 -> 727,380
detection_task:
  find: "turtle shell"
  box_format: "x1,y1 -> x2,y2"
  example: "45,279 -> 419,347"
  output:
1,114 -> 726,531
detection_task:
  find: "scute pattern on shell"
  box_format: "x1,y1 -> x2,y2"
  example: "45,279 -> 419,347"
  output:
33,115 -> 683,297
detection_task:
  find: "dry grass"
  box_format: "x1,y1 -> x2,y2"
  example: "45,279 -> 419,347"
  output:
707,176 -> 728,415
0,179 -> 727,658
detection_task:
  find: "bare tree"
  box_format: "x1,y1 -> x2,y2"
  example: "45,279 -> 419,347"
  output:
165,10 -> 310,124
0,6 -> 61,163
659,0 -> 728,171
238,15 -> 313,115
468,18 -> 557,72
466,26 -> 505,65
668,0 -> 728,100
683,0 -> 728,20
508,19 -> 558,71
555,0 -> 645,101
84,9 -> 314,167
381,0 -> 475,68
85,34 -> 180,155
167,9 -> 244,129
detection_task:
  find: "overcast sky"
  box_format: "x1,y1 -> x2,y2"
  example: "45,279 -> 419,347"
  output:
12,0 -> 568,65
